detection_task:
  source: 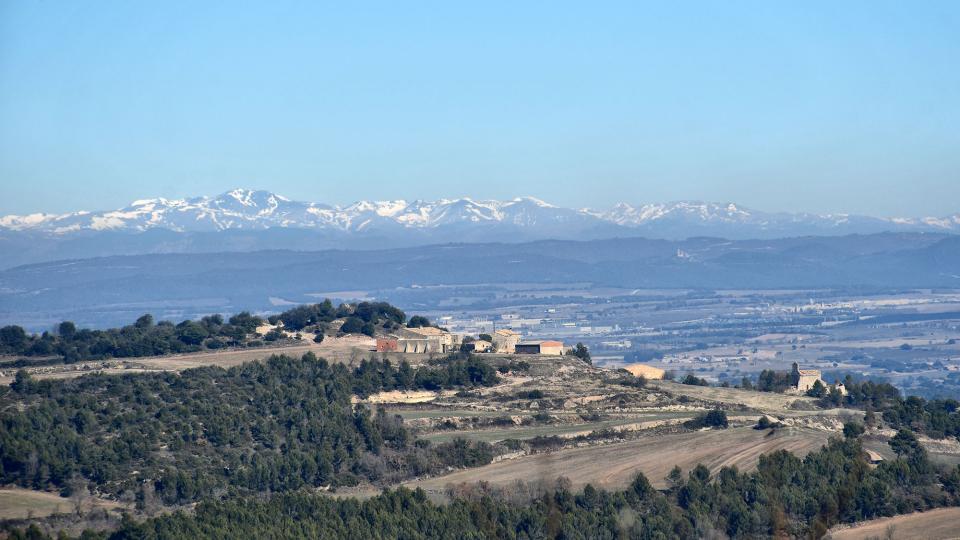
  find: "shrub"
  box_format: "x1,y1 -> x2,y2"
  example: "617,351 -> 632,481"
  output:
685,409 -> 728,429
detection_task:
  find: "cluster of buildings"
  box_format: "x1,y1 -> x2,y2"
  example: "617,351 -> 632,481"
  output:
375,326 -> 565,356
375,326 -> 460,354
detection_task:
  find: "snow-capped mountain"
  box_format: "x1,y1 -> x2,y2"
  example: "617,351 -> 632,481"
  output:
0,188 -> 957,269
0,190 -> 598,234
3,188 -> 957,236
590,201 -> 931,236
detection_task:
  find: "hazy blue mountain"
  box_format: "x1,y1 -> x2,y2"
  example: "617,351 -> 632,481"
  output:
1,189 -> 957,268
1,232 -> 957,330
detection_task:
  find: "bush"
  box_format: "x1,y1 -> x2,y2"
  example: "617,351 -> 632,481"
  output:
532,411 -> 553,423
685,409 -> 728,429
681,373 -> 709,386
263,328 -> 285,342
755,416 -> 783,430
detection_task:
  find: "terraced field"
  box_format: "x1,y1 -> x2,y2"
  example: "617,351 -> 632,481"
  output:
418,412 -> 697,443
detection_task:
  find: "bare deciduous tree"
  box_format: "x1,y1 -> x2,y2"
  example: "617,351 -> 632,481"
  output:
68,474 -> 90,516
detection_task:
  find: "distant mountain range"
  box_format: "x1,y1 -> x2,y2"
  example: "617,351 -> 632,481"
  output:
1,188 -> 958,268
3,233 -> 959,329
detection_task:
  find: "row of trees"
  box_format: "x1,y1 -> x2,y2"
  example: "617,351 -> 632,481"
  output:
0,353 -> 497,505
351,355 -> 500,396
0,313 -> 263,362
0,301 -> 423,363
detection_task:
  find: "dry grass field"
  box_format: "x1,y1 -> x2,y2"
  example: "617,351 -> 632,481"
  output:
0,488 -> 121,520
409,425 -> 831,492
0,335 -> 384,385
827,507 -> 960,540
651,380 -> 820,413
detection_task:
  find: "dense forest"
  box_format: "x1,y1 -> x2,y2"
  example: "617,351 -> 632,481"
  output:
0,354 -> 500,505
7,427 -> 960,539
0,301 -> 410,363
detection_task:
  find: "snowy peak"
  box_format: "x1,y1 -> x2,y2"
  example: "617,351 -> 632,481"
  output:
600,201 -> 756,225
1,189 -> 957,239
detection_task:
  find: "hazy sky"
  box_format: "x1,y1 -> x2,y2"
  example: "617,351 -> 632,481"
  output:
1,1 -> 958,216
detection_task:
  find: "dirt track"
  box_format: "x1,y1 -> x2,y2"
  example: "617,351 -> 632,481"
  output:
827,507 -> 960,540
409,426 -> 831,492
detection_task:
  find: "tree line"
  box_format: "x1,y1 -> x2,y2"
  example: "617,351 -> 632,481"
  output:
0,301 -> 415,363
0,312 -> 263,362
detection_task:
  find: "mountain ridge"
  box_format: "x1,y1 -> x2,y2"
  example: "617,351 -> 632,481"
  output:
4,188 -> 959,235
2,232 -> 958,329
2,188 -> 958,269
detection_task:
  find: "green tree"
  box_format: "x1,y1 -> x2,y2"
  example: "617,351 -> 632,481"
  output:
842,421 -> 865,439
0,325 -> 28,350
134,314 -> 154,329
340,317 -> 364,334
889,428 -> 922,458
407,315 -> 431,328
176,321 -> 209,345
806,379 -> 827,398
571,342 -> 591,364
57,321 -> 77,340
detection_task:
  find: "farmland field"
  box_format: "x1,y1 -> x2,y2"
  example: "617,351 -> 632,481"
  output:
827,507 -> 960,540
409,425 -> 831,492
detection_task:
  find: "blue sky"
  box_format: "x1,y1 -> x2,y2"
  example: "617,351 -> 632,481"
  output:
1,1 -> 958,216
